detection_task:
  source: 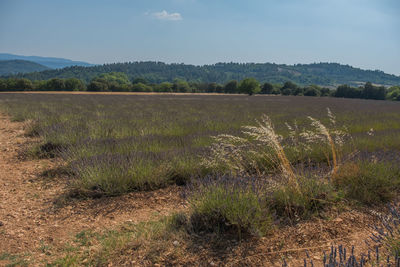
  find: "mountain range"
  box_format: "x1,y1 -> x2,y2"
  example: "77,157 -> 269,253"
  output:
0,53 -> 93,70
0,60 -> 50,76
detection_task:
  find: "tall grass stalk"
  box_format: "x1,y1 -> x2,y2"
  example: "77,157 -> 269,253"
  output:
205,109 -> 347,190
243,114 -> 298,189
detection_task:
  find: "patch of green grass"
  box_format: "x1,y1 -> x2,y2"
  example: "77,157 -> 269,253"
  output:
0,252 -> 29,267
39,240 -> 52,255
48,216 -> 185,266
74,230 -> 100,246
46,254 -> 79,267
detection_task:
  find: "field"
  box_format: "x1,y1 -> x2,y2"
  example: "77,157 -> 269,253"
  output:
1,92 -> 400,266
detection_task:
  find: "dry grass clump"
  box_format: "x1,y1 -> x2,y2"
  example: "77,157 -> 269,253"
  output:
203,108 -> 348,185
243,115 -> 298,187
305,108 -> 348,175
203,114 -> 299,187
332,161 -> 400,205
271,175 -> 341,220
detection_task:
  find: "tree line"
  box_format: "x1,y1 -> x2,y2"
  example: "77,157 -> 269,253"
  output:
5,61 -> 400,86
0,72 -> 399,101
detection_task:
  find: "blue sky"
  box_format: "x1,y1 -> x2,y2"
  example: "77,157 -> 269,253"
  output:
0,0 -> 399,74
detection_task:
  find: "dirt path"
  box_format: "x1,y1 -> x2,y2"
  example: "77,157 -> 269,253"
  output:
0,115 -> 185,265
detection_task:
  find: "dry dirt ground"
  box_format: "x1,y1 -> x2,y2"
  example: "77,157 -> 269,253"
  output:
0,114 -> 385,266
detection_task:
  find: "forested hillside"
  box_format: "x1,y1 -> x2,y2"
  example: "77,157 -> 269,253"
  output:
0,60 -> 49,76
6,62 -> 400,86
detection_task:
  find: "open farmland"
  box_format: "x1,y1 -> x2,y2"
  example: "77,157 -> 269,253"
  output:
1,92 -> 400,266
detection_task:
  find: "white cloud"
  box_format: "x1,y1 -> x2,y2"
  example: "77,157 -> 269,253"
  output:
151,10 -> 182,21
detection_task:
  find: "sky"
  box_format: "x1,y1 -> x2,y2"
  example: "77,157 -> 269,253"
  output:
0,0 -> 399,75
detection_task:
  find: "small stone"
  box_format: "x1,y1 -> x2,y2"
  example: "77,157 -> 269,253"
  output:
210,261 -> 216,266
173,240 -> 179,247
333,218 -> 343,223
0,221 -> 3,226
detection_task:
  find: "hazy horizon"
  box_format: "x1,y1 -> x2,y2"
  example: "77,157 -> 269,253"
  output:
0,0 -> 399,75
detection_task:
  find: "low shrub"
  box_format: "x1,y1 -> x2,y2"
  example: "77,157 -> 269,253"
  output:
271,176 -> 341,220
333,161 -> 400,205
187,176 -> 273,238
68,151 -> 205,197
167,156 -> 206,186
70,153 -> 172,196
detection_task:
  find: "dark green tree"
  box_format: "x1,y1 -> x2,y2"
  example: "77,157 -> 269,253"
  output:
33,80 -> 47,91
320,87 -> 331,96
292,87 -> 304,96
304,86 -> 321,96
207,82 -> 218,93
216,84 -> 224,93
15,78 -> 33,90
131,82 -> 152,92
223,80 -> 239,94
335,84 -> 362,98
45,78 -> 65,91
0,79 -> 6,91
282,81 -> 298,91
261,82 -> 273,94
271,88 -> 281,95
155,82 -> 173,92
386,86 -> 400,101
132,77 -> 148,84
281,88 -> 292,95
87,80 -> 109,91
280,81 -> 299,96
173,79 -> 191,93
65,78 -> 86,91
238,78 -> 260,95
99,72 -> 131,85
362,82 -> 386,100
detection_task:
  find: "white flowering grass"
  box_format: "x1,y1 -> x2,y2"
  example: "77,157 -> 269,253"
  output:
204,108 -> 349,186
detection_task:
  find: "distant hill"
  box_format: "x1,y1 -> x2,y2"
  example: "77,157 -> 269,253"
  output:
5,61 -> 400,87
0,53 -> 93,69
0,60 -> 50,76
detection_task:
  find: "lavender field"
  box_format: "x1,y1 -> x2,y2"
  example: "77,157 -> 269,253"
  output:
1,93 -> 400,266
1,93 -> 400,196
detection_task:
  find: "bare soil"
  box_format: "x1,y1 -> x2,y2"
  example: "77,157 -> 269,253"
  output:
138,207 -> 380,266
0,114 -> 385,266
